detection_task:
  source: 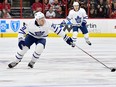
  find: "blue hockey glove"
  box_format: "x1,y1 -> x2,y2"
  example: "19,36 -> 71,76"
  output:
63,35 -> 75,47
82,20 -> 87,26
60,20 -> 72,27
61,20 -> 72,25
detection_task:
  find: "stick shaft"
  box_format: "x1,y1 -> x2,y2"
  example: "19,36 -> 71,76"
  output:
75,45 -> 111,70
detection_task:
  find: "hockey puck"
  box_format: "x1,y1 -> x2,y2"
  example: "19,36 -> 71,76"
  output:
111,68 -> 116,72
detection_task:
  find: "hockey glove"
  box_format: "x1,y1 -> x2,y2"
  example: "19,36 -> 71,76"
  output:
18,37 -> 25,50
82,20 -> 87,26
63,35 -> 75,47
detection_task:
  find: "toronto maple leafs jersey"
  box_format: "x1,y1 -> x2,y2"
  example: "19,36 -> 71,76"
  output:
18,19 -> 65,39
67,8 -> 88,26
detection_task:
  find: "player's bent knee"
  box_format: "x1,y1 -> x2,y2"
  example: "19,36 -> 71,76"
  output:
18,46 -> 29,55
35,43 -> 44,54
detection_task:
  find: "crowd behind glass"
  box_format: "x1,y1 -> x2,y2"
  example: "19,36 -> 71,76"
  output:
0,0 -> 116,18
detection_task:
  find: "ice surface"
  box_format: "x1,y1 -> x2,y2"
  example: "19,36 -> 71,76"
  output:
0,38 -> 116,87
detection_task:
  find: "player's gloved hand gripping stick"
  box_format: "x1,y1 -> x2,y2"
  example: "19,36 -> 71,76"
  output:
63,35 -> 75,47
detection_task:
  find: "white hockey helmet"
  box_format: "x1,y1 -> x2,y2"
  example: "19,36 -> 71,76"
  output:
73,2 -> 79,6
34,12 -> 45,19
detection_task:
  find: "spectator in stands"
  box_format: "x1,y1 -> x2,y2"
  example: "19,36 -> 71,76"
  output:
2,0 -> 11,18
111,1 -> 116,18
52,0 -> 61,11
46,5 -> 56,18
58,0 -> 66,17
79,0 -> 88,12
49,0 -> 54,5
59,0 -> 66,6
55,6 -> 65,18
89,2 -> 97,18
0,2 -> 3,18
30,0 -> 35,6
51,0 -> 66,18
68,0 -> 78,11
104,0 -> 110,18
89,0 -> 97,18
61,0 -> 67,5
8,0 -> 12,6
43,0 -> 51,14
96,0 -> 106,18
32,0 -> 43,14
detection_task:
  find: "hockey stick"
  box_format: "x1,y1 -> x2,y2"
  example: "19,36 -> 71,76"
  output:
74,44 -> 116,72
56,24 -> 81,26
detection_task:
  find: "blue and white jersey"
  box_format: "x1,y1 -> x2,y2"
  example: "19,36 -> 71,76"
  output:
18,19 -> 65,40
67,8 -> 88,26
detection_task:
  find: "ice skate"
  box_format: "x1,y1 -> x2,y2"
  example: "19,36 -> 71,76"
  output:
28,61 -> 35,68
8,61 -> 20,68
72,43 -> 75,47
86,40 -> 92,45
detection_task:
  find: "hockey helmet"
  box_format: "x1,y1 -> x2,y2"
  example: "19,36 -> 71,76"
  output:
34,12 -> 45,19
73,2 -> 79,6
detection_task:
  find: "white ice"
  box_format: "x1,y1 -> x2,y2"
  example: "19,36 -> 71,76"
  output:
0,37 -> 116,87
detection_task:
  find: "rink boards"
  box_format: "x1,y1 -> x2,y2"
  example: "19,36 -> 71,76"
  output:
0,19 -> 116,37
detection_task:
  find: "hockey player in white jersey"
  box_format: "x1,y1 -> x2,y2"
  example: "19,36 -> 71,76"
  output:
8,12 -> 74,68
62,2 -> 91,45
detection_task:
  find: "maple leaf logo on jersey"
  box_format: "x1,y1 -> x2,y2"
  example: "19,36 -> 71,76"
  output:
75,16 -> 81,23
35,31 -> 45,36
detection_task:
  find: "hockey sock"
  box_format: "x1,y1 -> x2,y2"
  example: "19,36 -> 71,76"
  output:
72,31 -> 78,42
15,46 -> 29,63
31,43 -> 44,63
84,33 -> 89,41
